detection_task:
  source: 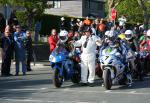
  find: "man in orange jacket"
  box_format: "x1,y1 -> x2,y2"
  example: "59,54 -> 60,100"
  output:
83,16 -> 91,26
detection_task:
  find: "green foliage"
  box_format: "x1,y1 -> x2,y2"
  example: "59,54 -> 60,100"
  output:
0,0 -> 49,30
15,11 -> 27,26
116,0 -> 143,23
40,14 -> 72,36
0,0 -> 20,6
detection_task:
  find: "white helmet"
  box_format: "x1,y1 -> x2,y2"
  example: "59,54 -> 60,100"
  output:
105,30 -> 118,43
146,30 -> 150,37
59,30 -> 68,43
105,31 -> 110,36
125,30 -> 133,40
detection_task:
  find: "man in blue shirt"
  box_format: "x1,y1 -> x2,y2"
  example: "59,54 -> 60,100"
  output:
14,25 -> 26,76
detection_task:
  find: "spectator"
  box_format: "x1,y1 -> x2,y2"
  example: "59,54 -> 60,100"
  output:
118,15 -> 127,28
5,25 -> 14,35
106,18 -> 113,30
8,10 -> 19,26
97,19 -> 106,38
70,18 -> 76,32
73,31 -> 80,41
133,23 -> 141,39
0,13 -> 6,35
48,29 -> 59,53
34,19 -> 41,43
25,30 -> 33,71
60,17 -> 67,31
1,28 -> 14,76
83,16 -> 91,26
14,25 -> 26,76
76,19 -> 81,29
78,20 -> 84,32
95,18 -> 99,25
68,30 -> 74,42
91,24 -> 97,36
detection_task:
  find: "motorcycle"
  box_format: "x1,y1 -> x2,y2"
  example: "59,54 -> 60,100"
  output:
49,46 -> 80,88
99,46 -> 128,90
139,51 -> 150,76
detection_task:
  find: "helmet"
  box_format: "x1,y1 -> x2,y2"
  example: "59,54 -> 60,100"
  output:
143,30 -> 147,35
125,30 -> 133,40
59,30 -> 68,43
146,30 -> 150,37
83,26 -> 92,33
106,30 -> 117,41
105,30 -> 118,47
105,31 -> 110,36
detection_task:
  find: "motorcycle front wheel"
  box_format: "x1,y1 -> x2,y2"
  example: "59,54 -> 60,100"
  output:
53,69 -> 63,88
103,69 -> 112,90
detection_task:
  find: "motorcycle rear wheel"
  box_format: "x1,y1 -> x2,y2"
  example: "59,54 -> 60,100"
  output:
71,64 -> 81,84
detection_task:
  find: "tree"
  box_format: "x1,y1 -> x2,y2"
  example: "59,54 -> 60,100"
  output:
137,0 -> 149,29
116,0 -> 143,23
0,0 -> 51,29
17,0 -> 49,29
107,0 -> 123,19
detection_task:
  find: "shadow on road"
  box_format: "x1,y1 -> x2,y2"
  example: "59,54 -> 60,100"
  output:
111,75 -> 150,90
0,77 -> 52,98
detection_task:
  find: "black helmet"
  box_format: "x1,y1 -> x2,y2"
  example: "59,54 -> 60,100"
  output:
83,26 -> 92,33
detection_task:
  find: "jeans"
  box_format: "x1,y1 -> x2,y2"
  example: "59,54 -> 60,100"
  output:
16,60 -> 26,74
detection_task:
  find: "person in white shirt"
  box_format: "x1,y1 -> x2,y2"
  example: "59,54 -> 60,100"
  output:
118,15 -> 127,28
73,26 -> 101,86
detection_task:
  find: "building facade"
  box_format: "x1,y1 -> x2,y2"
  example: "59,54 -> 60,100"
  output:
46,0 -> 105,18
82,0 -> 105,18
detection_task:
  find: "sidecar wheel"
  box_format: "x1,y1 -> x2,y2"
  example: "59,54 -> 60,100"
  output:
53,69 -> 63,88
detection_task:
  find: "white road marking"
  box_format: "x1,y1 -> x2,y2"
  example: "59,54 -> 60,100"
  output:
130,91 -> 136,93
102,101 -> 107,103
0,98 -> 94,103
12,62 -> 44,66
0,79 -> 45,83
0,98 -> 42,102
62,89 -> 150,95
0,87 -> 48,93
104,90 -> 112,93
40,87 -> 47,90
0,86 -> 149,96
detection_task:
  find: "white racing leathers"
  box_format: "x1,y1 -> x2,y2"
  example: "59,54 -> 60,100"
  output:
74,35 -> 101,83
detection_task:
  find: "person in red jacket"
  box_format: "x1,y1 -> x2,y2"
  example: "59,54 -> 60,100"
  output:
48,29 -> 59,53
140,30 -> 150,51
140,29 -> 150,74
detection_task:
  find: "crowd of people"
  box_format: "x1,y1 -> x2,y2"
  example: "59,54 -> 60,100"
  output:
48,15 -> 150,86
0,11 -> 33,76
1,10 -> 149,85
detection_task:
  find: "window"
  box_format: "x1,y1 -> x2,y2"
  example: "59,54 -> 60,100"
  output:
85,0 -> 90,9
53,0 -> 61,8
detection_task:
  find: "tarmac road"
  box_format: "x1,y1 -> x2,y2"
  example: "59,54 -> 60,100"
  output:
0,63 -> 150,103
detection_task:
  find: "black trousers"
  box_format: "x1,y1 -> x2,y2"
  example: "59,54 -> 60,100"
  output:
26,54 -> 32,70
1,57 -> 11,75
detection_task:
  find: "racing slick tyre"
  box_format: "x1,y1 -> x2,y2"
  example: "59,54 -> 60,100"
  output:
103,69 -> 112,90
53,69 -> 63,88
